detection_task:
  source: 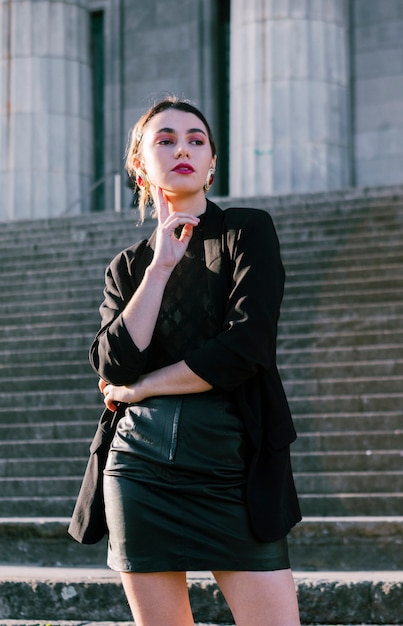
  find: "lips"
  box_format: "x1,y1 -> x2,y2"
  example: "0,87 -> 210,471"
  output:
172,163 -> 195,173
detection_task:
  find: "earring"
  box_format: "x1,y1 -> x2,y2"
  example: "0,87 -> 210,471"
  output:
136,168 -> 147,189
204,167 -> 215,192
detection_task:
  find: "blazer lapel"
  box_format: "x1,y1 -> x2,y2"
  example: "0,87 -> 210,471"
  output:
203,200 -> 230,323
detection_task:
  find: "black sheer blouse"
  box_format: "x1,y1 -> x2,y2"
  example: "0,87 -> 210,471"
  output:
147,212 -> 221,371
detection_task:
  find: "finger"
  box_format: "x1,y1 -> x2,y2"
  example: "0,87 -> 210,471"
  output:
163,213 -> 200,232
98,378 -> 107,393
178,223 -> 194,245
156,186 -> 169,225
104,396 -> 117,412
103,386 -> 118,411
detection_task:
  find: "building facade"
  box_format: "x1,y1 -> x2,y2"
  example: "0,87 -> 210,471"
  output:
1,0 -> 403,220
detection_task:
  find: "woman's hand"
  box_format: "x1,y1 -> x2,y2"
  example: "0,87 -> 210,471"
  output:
151,186 -> 199,272
98,378 -> 145,412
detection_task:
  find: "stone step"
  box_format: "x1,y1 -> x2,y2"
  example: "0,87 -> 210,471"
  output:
0,439 -> 91,460
4,356 -> 403,382
1,211 -> 401,254
0,497 -> 77,517
288,516 -> 403,571
283,285 -> 403,306
1,245 -> 402,285
3,267 -> 403,302
280,358 -> 403,377
0,458 -> 87,478
1,471 -> 401,499
1,447 -> 398,479
293,430 -> 403,452
0,565 -> 401,625
1,202 -> 401,243
288,391 -> 403,413
0,334 -> 95,352
0,296 -> 101,315
278,342 -> 403,366
1,361 -> 94,378
1,426 -> 399,455
0,478 -> 83,498
0,182 -> 401,228
299,494 -> 403,516
0,348 -> 89,368
285,258 -> 403,280
3,309 -> 403,342
2,326 -> 403,355
3,369 -> 403,397
1,246 -> 403,280
284,375 -> 403,396
1,242 -> 401,280
0,374 -> 97,392
2,288 -> 403,319
294,471 -> 403,494
293,411 -> 403,432
1,339 -> 402,371
280,299 -> 403,322
2,203 -> 399,247
2,266 -> 403,309
1,200 -> 399,242
1,388 -> 402,416
292,450 -> 403,472
0,389 -> 100,410
1,399 -> 400,434
0,405 -> 100,425
0,321 -> 99,339
0,421 -> 96,441
1,230 -> 402,280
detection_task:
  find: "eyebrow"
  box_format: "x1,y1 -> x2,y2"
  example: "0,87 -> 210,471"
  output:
156,126 -> 207,136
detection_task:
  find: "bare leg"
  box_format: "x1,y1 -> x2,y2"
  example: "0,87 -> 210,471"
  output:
120,571 -> 195,626
213,569 -> 300,626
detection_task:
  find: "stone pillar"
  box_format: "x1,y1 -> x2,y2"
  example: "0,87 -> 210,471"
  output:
353,0 -> 403,186
229,0 -> 351,197
0,0 -> 93,220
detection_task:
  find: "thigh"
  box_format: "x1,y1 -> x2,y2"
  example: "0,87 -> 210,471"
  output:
120,571 -> 194,626
212,569 -> 300,626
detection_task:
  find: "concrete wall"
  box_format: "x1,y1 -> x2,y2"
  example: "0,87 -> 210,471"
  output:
353,0 -> 403,186
119,0 -> 219,209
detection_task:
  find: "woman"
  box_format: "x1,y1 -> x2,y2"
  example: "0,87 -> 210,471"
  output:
91,97 -> 301,625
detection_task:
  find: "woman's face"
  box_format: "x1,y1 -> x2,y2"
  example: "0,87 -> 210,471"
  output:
138,108 -> 216,201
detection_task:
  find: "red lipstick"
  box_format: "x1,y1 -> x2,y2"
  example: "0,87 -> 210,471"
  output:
172,163 -> 195,173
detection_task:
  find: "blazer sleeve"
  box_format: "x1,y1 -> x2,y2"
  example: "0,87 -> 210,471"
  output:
185,209 -> 285,391
89,239 -> 152,385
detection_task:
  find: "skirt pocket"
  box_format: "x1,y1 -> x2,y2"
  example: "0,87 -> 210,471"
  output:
110,396 -> 182,463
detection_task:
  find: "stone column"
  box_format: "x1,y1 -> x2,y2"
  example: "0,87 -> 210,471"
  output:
0,0 -> 93,220
229,0 -> 351,197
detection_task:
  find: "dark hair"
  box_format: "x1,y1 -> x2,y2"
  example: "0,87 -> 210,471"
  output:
125,96 -> 217,220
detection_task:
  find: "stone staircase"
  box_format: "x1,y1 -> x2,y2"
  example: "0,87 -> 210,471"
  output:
0,185 -> 403,624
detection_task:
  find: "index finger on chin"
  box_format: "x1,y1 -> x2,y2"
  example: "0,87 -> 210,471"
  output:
156,186 -> 169,224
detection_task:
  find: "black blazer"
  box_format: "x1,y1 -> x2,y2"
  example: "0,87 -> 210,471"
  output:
70,200 -> 301,544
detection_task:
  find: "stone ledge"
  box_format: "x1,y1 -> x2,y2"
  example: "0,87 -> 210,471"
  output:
0,568 -> 402,624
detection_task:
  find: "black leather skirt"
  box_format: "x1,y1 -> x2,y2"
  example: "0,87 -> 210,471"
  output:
103,391 -> 290,572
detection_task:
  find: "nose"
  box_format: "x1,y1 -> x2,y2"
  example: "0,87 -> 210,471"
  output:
175,145 -> 190,158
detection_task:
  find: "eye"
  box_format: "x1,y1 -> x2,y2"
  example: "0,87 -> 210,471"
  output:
189,135 -> 205,145
157,138 -> 174,145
